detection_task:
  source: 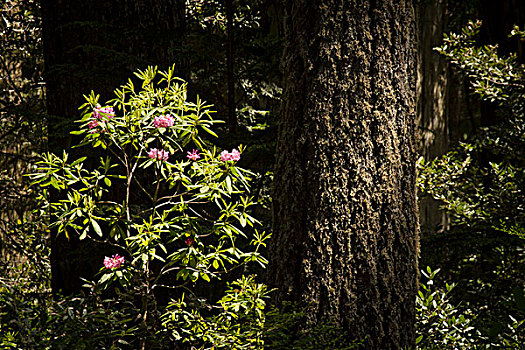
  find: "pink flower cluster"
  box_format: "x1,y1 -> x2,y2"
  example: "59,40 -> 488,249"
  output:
153,114 -> 175,128
93,106 -> 115,119
88,119 -> 101,131
220,149 -> 241,162
186,149 -> 200,161
89,105 -> 115,133
104,254 -> 125,269
148,148 -> 170,161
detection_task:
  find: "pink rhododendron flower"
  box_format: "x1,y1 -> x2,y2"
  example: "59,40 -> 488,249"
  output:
148,148 -> 169,161
229,149 -> 241,161
88,105 -> 113,133
104,254 -> 125,269
93,105 -> 115,120
220,149 -> 241,162
185,238 -> 194,246
153,114 -> 175,128
148,148 -> 158,159
186,149 -> 200,161
220,150 -> 230,162
88,119 -> 107,134
88,119 -> 100,132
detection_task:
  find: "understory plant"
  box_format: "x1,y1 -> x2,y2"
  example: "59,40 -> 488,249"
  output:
27,65 -> 271,349
416,267 -> 478,349
418,21 -> 524,347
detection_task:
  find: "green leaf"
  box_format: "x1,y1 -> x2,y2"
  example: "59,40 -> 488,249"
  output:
79,227 -> 88,240
201,273 -> 210,282
225,176 -> 232,193
49,176 -> 60,190
239,214 -> 246,227
99,273 -> 111,284
201,125 -> 218,137
191,271 -> 199,282
104,177 -> 112,187
91,219 -> 103,237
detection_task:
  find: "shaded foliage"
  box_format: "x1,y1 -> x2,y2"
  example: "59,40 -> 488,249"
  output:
419,21 -> 525,347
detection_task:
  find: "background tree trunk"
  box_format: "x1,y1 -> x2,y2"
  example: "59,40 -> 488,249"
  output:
42,0 -> 186,141
416,0 -> 452,233
268,0 -> 419,348
41,0 -> 185,295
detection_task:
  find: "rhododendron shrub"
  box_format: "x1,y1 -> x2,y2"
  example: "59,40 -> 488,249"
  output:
31,66 -> 270,348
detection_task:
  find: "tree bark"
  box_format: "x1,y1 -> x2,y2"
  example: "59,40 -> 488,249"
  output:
416,0 -> 451,233
41,0 -> 185,295
269,1 -> 419,348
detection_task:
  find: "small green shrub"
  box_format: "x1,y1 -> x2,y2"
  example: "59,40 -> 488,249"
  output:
416,267 -> 479,349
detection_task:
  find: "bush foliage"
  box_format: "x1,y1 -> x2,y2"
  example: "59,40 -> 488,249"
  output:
419,21 -> 524,347
3,66 -> 270,349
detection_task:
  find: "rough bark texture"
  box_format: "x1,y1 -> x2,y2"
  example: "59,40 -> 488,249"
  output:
41,0 -> 185,295
268,1 -> 419,348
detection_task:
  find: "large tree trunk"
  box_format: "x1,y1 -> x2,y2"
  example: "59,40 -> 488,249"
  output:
268,0 -> 419,348
41,0 -> 185,295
